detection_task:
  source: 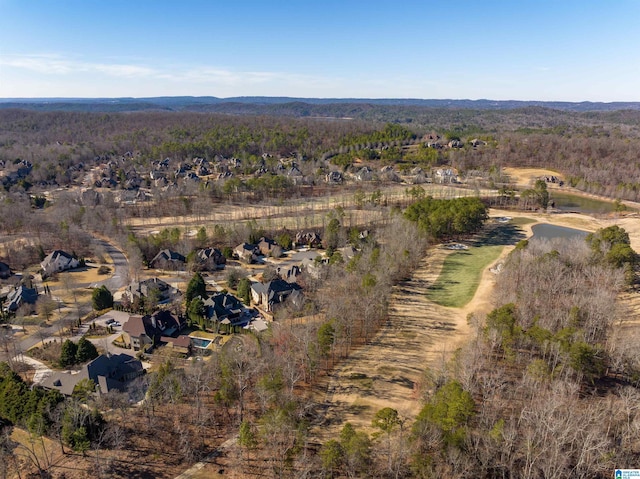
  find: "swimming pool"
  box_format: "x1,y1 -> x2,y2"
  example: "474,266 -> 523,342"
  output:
191,337 -> 212,349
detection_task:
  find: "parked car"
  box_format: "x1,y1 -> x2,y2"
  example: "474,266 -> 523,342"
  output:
113,321 -> 121,327
105,318 -> 115,325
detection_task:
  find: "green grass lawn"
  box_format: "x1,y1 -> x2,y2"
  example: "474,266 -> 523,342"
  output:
427,245 -> 504,308
510,216 -> 536,226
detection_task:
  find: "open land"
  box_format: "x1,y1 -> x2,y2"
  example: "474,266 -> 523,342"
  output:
309,197 -> 640,443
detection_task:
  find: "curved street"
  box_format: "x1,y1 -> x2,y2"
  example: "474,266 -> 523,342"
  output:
16,236 -> 129,353
93,237 -> 129,291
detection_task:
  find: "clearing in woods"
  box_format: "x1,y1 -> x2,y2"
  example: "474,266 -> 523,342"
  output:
311,203 -> 640,442
312,219 -> 527,440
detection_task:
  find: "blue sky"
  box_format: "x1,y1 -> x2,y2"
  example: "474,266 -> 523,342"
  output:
1,0 -> 639,101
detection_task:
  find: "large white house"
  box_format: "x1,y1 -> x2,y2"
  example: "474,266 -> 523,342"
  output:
40,250 -> 80,278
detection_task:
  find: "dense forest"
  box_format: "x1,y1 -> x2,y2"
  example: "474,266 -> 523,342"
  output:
2,107 -> 640,202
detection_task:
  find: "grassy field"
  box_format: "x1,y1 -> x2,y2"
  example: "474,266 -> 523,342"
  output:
426,244 -> 504,308
510,216 -> 537,226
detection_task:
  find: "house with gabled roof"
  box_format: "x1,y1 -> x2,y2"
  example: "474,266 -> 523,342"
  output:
39,353 -> 144,397
160,335 -> 192,355
277,264 -> 301,283
202,292 -> 245,326
41,250 -> 79,279
4,284 -> 38,312
294,231 -> 322,248
196,247 -> 226,270
122,310 -> 187,352
149,249 -> 186,270
257,237 -> 278,256
124,277 -> 180,304
234,243 -> 259,264
250,279 -> 302,312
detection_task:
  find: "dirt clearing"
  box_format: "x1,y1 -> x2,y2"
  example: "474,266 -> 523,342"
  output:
312,202 -> 640,442
312,245 -> 500,441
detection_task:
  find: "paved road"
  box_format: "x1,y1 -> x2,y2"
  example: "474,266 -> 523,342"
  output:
92,238 -> 129,291
17,236 -> 129,353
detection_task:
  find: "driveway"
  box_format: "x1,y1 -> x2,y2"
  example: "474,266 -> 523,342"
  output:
14,355 -> 53,385
88,310 -> 134,357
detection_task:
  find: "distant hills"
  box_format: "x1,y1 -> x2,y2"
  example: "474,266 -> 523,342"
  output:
1,96 -> 640,114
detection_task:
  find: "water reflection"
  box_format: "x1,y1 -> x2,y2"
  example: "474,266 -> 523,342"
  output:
531,223 -> 589,241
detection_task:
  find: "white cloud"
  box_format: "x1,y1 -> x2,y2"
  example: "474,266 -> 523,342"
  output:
0,54 -> 156,78
0,53 -> 336,97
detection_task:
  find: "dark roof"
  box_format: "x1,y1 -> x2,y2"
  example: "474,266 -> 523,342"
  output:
87,353 -> 144,383
123,311 -> 185,341
235,242 -> 257,253
6,285 -> 38,311
126,277 -> 177,300
203,292 -> 243,322
197,247 -> 224,261
46,250 -> 73,261
151,249 -> 186,264
151,309 -> 184,335
39,353 -> 143,396
41,250 -> 75,267
265,279 -> 301,296
196,248 -> 226,268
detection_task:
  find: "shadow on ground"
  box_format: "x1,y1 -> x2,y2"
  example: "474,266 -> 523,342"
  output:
472,223 -> 526,247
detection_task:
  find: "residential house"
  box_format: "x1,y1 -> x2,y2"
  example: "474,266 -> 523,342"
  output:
301,257 -> 326,280
251,279 -> 302,312
149,249 -> 186,270
196,247 -> 226,270
39,353 -> 145,397
277,264 -> 301,283
0,261 -> 11,279
257,237 -> 278,256
234,243 -> 259,264
353,166 -> 374,182
380,165 -> 401,182
122,315 -> 155,352
124,277 -> 180,304
294,231 -> 322,248
286,165 -> 304,184
122,310 -> 187,351
434,168 -> 459,184
40,250 -> 79,278
325,171 -> 343,184
202,292 -> 245,327
4,284 -> 38,312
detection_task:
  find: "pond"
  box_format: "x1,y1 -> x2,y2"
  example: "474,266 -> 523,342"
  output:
531,223 -> 589,241
549,192 -> 617,215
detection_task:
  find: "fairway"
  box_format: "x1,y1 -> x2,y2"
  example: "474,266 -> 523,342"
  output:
426,245 -> 504,308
